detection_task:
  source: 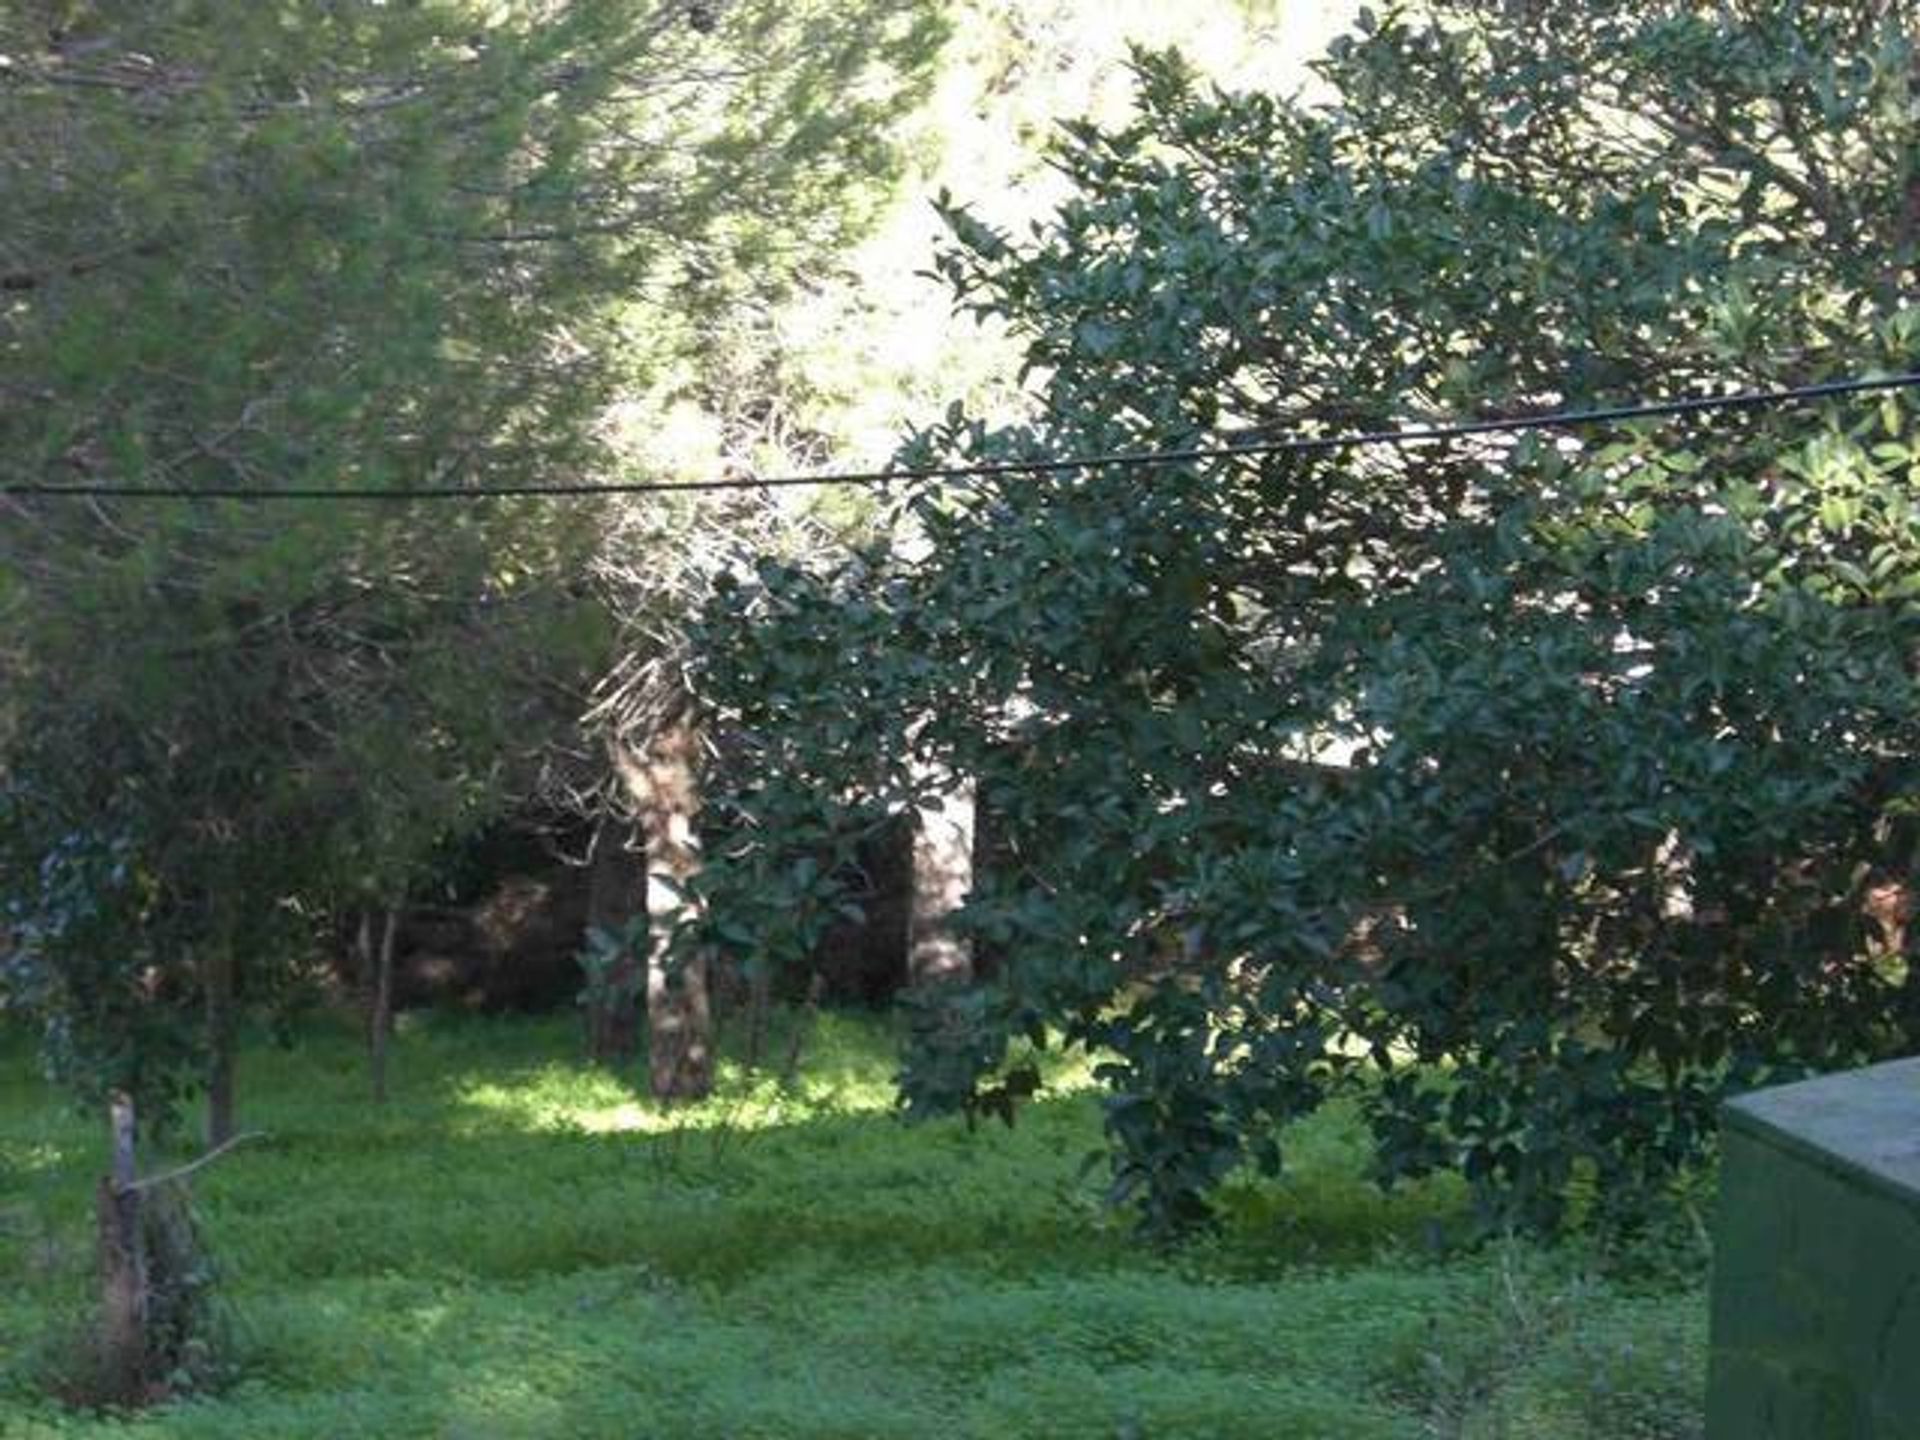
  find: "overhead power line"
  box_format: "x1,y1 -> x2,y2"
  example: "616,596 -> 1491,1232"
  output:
5,371 -> 1917,502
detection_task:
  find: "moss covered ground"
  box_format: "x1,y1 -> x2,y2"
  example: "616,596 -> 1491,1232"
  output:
0,1012 -> 1705,1438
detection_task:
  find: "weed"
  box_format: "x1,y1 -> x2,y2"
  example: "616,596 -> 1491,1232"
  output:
0,1011 -> 1706,1438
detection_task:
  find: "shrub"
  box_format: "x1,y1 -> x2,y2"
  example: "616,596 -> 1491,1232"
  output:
690,2 -> 1920,1235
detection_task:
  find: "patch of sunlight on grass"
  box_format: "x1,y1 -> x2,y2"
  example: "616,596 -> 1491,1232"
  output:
454,1060 -> 907,1136
0,1140 -> 69,1177
449,1064 -> 642,1134
447,1011 -> 1100,1137
407,1301 -> 453,1338
446,1382 -> 569,1439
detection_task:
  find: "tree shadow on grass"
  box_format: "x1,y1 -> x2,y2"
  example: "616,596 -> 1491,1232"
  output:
194,1081 -> 1466,1297
4,1010 -> 1468,1302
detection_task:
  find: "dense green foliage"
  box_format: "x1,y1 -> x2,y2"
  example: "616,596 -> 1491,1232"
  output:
0,2 -> 1776,1426
693,1 -> 1920,1235
0,0 -> 942,1122
0,3 -> 1906,1424
0,1013 -> 1705,1438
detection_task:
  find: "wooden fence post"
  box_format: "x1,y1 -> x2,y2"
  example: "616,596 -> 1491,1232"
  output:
96,1091 -> 146,1400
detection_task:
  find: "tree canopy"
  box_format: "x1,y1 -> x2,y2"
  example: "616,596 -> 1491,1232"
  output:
691,1 -> 1920,1235
0,0 -> 944,1128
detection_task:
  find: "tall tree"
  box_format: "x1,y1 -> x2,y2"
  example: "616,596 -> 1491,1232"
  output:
0,0 -> 945,1132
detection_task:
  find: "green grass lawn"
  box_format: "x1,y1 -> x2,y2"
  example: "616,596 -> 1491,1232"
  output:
0,1011 -> 1706,1438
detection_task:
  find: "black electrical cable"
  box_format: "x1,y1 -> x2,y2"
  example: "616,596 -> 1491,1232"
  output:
5,371 -> 1916,502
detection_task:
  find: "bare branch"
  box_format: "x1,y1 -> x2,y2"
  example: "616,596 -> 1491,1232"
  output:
119,1131 -> 269,1194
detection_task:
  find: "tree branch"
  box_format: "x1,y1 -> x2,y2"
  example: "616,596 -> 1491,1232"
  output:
118,1130 -> 268,1194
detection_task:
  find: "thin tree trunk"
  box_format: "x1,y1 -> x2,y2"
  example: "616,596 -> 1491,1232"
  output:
743,963 -> 772,1074
355,910 -> 373,1005
203,943 -> 236,1149
96,1091 -> 146,1401
780,971 -> 825,1089
1889,879 -> 1920,1051
369,907 -> 397,1102
908,771 -> 976,988
618,719 -> 713,1101
584,818 -> 642,1064
1902,958 -> 1920,1055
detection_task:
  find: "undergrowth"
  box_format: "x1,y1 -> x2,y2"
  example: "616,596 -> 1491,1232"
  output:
0,1010 -> 1706,1438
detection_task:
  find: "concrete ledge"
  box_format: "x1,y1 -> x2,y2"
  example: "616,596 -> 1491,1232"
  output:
1706,1057 -> 1920,1439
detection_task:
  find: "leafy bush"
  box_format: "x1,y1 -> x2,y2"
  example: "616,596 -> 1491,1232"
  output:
0,802 -> 199,1126
690,1 -> 1920,1235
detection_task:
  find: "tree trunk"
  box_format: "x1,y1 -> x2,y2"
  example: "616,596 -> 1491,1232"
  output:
618,720 -> 713,1101
202,943 -> 236,1149
584,818 -> 642,1064
742,962 -> 773,1074
908,771 -> 976,988
1889,879 -> 1920,1052
369,907 -> 398,1103
96,1091 -> 146,1402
